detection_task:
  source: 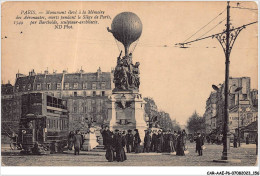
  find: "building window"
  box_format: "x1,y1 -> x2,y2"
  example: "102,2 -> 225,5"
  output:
101,82 -> 106,89
93,91 -> 96,97
28,84 -> 31,90
56,92 -> 61,98
37,84 -> 41,90
92,83 -> 96,90
64,83 -> 69,90
102,91 -> 105,96
47,83 -> 51,90
53,120 -> 56,128
83,83 -> 88,89
92,107 -> 96,113
83,91 -> 87,97
74,92 -> 77,97
83,106 -> 87,113
73,83 -> 78,89
57,83 -> 61,90
73,107 -> 77,113
47,119 -> 50,128
23,85 -> 26,90
243,94 -> 247,100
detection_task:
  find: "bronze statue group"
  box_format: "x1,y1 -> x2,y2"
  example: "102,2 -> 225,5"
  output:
114,52 -> 140,91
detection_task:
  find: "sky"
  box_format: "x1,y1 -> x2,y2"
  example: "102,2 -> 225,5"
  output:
1,1 -> 258,125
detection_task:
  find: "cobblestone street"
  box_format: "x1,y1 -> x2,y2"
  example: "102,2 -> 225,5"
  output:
1,142 -> 257,166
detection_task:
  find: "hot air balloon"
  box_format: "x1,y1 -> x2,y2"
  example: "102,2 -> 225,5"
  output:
107,12 -> 142,56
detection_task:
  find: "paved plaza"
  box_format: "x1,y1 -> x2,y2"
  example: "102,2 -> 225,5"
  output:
1,142 -> 257,166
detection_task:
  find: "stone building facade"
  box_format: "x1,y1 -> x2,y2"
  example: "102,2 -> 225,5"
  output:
1,83 -> 21,135
204,77 -> 258,135
4,67 -> 114,132
203,92 -> 217,134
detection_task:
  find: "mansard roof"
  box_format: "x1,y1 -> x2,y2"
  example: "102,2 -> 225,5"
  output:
1,83 -> 13,95
15,70 -> 112,88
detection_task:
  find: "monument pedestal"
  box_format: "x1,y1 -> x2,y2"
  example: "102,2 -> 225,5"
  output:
82,128 -> 99,151
105,91 -> 147,144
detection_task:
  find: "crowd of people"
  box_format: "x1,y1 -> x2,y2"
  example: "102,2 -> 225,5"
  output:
100,126 -> 190,162
67,126 -> 207,160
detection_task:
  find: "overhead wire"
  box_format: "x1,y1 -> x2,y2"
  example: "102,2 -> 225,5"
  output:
182,7 -> 227,43
230,1 -> 258,14
197,18 -> 227,39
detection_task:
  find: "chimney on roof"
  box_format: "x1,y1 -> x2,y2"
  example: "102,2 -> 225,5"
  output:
44,70 -> 49,75
63,70 -> 67,74
97,67 -> 101,79
80,66 -> 84,73
31,69 -> 36,76
111,67 -> 115,73
8,80 -> 10,84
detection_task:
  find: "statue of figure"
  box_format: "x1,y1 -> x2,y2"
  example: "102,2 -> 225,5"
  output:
114,51 -> 131,90
114,52 -> 140,90
133,62 -> 140,88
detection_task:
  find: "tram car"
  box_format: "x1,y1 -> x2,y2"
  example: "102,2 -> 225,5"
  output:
18,93 -> 69,154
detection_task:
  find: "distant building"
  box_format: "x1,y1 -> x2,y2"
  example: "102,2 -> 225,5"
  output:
204,77 -> 258,135
3,67 -> 114,132
250,89 -> 258,108
203,92 -> 217,134
1,83 -> 21,135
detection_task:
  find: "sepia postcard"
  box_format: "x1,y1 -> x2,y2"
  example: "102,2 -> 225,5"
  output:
1,1 -> 259,175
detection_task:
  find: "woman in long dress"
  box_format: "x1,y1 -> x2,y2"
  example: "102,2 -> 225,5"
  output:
105,131 -> 115,162
176,131 -> 185,156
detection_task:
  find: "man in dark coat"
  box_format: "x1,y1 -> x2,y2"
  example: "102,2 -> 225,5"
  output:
233,134 -> 238,148
101,125 -> 110,149
68,131 -> 74,150
173,131 -> 177,152
133,129 -> 141,153
176,131 -> 185,156
168,130 -> 174,152
162,131 -> 168,152
121,131 -> 127,161
246,135 -> 250,144
105,130 -> 115,162
157,130 -> 164,153
195,132 -> 204,156
150,130 -> 157,152
73,130 -> 83,155
126,129 -> 134,153
144,130 -> 152,153
113,129 -> 125,162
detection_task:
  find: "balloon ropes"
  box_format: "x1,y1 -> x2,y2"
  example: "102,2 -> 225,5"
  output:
107,12 -> 142,56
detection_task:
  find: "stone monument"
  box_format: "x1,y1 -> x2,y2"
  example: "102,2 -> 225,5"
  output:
105,12 -> 147,143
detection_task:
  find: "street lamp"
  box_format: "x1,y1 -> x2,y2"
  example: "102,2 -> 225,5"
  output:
212,83 -> 242,161
234,87 -> 243,147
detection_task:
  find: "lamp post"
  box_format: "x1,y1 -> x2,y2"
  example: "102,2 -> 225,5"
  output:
211,1 -> 246,162
212,84 -> 242,159
234,87 -> 243,147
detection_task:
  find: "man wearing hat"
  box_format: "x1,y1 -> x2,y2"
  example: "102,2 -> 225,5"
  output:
113,129 -> 125,162
126,129 -> 134,153
157,129 -> 164,153
195,132 -> 204,156
133,129 -> 141,153
143,129 -> 152,153
101,125 -> 110,149
150,130 -> 158,152
105,130 -> 115,162
73,130 -> 82,155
